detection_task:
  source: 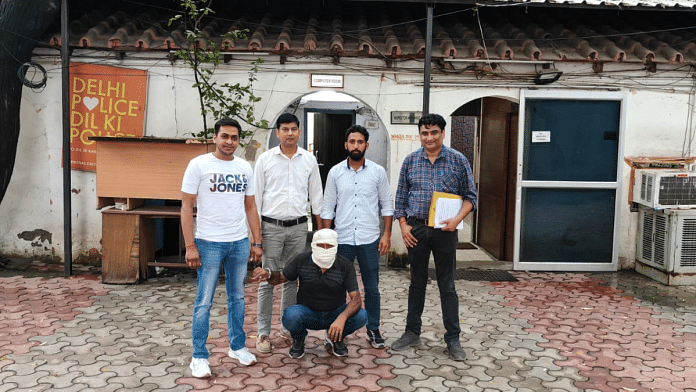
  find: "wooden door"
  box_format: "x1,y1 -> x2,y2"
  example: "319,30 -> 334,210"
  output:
476,98 -> 514,260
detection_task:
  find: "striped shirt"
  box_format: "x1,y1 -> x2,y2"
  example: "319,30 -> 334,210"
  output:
394,145 -> 477,220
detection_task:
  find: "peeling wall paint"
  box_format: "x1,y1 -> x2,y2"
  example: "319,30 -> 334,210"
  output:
17,229 -> 52,248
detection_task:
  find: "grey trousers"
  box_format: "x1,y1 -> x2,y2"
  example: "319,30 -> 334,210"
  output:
256,220 -> 308,337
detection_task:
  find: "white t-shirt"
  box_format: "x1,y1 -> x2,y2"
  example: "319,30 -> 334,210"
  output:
181,153 -> 255,242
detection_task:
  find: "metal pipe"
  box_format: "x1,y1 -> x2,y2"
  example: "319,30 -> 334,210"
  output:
61,0 -> 72,276
423,3 -> 433,114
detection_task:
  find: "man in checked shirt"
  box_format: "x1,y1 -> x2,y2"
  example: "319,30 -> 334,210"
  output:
391,113 -> 477,361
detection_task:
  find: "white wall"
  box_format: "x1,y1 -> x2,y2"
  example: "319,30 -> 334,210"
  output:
2,53 -> 694,269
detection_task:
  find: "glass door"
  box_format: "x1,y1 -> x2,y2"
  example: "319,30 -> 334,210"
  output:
514,90 -> 625,271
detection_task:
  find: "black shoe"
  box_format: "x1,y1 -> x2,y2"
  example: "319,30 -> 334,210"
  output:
289,338 -> 305,359
446,340 -> 466,361
390,331 -> 421,351
366,329 -> 386,349
324,336 -> 348,357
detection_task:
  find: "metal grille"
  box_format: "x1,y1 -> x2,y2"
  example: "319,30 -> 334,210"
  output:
658,175 -> 696,206
654,213 -> 667,267
428,268 -> 518,282
641,172 -> 653,203
641,211 -> 654,263
680,218 -> 696,267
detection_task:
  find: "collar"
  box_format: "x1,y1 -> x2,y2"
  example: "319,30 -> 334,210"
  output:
417,146 -> 447,161
345,158 -> 367,171
273,145 -> 304,158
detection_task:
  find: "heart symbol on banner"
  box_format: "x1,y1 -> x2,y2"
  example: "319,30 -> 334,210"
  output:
83,97 -> 99,111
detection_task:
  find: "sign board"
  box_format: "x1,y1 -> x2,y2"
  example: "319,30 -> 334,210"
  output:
69,63 -> 147,171
391,111 -> 422,125
311,74 -> 343,88
532,131 -> 551,143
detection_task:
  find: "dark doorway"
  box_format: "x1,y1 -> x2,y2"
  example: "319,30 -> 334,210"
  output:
306,110 -> 355,188
475,98 -> 518,262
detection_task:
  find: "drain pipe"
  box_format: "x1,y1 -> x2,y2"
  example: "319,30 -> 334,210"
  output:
422,3 -> 433,115
61,0 -> 72,276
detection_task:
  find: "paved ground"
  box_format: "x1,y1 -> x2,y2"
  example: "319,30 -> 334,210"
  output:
1,258 -> 696,391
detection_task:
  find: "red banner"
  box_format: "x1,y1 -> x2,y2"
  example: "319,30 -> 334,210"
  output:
69,63 -> 147,171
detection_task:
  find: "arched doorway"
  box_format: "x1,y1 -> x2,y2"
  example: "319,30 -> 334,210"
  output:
269,91 -> 390,187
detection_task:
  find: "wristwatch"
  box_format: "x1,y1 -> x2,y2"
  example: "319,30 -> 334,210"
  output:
252,243 -> 263,248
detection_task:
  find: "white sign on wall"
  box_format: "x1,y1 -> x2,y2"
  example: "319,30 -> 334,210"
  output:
365,119 -> 378,128
532,131 -> 551,143
391,111 -> 422,125
311,74 -> 343,88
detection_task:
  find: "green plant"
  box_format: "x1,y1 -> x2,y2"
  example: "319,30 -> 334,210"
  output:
387,249 -> 409,269
169,0 -> 268,142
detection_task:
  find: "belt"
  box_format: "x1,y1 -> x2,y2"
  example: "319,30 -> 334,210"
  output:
407,216 -> 427,225
262,215 -> 308,227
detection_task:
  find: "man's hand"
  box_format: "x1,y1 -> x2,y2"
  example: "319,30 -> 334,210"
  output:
439,218 -> 459,232
327,316 -> 346,342
249,246 -> 263,263
185,247 -> 201,269
249,266 -> 267,283
378,233 -> 391,256
400,222 -> 418,248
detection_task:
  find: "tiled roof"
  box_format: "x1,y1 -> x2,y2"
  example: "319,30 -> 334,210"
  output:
481,0 -> 696,8
44,1 -> 696,64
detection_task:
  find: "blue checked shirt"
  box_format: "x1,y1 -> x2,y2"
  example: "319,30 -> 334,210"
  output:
321,159 -> 394,245
394,145 -> 477,220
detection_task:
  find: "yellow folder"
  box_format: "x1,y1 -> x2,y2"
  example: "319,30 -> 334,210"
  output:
428,191 -> 463,227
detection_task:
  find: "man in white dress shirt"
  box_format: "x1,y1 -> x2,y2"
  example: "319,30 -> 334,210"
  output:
321,125 -> 393,348
254,112 -> 324,353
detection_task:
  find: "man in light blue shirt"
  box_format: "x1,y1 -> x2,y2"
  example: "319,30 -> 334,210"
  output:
321,125 -> 393,348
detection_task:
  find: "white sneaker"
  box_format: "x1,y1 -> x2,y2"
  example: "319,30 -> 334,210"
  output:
228,347 -> 257,366
190,357 -> 211,378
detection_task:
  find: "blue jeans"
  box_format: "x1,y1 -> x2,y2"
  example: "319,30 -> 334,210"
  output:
282,303 -> 367,341
405,219 -> 461,343
338,240 -> 381,331
192,238 -> 250,359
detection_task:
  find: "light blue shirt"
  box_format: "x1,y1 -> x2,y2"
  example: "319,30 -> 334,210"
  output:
321,158 -> 394,245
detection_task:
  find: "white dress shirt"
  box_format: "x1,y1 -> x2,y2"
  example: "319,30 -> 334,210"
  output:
321,158 -> 394,245
254,146 -> 323,220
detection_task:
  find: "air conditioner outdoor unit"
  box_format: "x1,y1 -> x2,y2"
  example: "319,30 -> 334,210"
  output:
633,169 -> 696,209
636,207 -> 696,285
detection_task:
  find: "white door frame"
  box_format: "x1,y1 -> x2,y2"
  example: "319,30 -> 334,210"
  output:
514,89 -> 627,272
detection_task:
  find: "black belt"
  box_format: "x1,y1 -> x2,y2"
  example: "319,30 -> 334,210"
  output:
407,216 -> 427,225
262,215 -> 308,227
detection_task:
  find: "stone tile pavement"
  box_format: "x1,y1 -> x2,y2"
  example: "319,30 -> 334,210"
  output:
1,259 -> 695,391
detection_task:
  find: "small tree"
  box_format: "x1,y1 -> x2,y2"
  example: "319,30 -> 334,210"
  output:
169,0 -> 267,141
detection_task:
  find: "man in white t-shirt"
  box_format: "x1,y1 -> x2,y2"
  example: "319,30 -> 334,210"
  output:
181,118 -> 264,378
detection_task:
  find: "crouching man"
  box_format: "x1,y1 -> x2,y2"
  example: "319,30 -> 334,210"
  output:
250,229 -> 367,358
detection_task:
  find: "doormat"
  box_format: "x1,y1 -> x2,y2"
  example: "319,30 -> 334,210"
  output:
457,242 -> 478,250
428,268 -> 518,282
